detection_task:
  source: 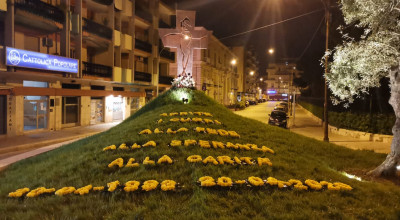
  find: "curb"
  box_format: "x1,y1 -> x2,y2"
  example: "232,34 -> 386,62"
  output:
0,132 -> 100,155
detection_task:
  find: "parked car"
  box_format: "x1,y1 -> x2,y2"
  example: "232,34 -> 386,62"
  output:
249,100 -> 257,105
268,110 -> 288,128
274,105 -> 288,113
278,102 -> 288,107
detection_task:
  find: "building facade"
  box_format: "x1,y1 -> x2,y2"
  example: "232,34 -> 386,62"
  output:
0,0 -> 177,137
265,62 -> 302,100
170,35 -> 240,106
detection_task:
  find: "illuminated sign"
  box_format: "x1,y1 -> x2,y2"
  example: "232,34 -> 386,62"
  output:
6,47 -> 78,74
267,90 -> 277,94
282,94 -> 288,97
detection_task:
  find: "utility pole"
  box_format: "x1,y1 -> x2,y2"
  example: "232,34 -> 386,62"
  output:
323,0 -> 330,142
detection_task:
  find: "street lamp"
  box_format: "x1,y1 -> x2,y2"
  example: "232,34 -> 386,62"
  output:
250,71 -> 254,76
231,59 -> 237,65
268,48 -> 274,55
260,77 -> 263,81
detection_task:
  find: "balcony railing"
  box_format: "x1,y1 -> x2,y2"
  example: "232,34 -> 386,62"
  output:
135,39 -> 152,53
160,49 -> 175,61
92,0 -> 113,5
83,18 -> 113,40
135,9 -> 152,23
82,62 -> 113,78
159,75 -> 174,85
134,71 -> 152,82
14,0 -> 65,23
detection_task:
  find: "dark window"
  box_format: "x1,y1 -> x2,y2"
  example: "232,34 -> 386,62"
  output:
62,83 -> 81,89
113,87 -> 124,91
91,85 -> 105,90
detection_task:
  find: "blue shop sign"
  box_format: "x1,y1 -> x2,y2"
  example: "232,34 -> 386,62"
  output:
267,90 -> 277,94
6,47 -> 78,74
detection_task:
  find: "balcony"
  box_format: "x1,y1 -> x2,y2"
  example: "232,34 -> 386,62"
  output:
135,9 -> 152,23
82,62 -> 113,79
14,0 -> 65,23
134,71 -> 152,83
83,18 -> 113,40
160,49 -> 175,61
135,39 -> 152,53
159,75 -> 174,85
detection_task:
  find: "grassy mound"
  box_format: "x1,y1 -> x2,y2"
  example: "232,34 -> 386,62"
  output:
1,88 -> 400,219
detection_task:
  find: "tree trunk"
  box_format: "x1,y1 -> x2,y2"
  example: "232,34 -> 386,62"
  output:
369,66 -> 400,177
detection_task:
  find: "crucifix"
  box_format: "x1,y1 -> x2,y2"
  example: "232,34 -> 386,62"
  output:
159,10 -> 212,88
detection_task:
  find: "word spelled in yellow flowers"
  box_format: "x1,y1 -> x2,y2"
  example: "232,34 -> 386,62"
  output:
108,155 -> 173,168
187,155 -> 272,166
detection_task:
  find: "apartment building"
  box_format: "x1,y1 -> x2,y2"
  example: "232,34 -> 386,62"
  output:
0,0 -> 176,137
265,62 -> 302,100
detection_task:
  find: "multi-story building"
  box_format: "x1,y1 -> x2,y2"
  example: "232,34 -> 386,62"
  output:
265,62 -> 302,100
0,0 -> 176,137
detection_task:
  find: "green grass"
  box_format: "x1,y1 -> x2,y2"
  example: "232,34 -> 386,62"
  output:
1,88 -> 400,219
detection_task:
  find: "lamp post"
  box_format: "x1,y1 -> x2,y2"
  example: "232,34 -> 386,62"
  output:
322,0 -> 330,142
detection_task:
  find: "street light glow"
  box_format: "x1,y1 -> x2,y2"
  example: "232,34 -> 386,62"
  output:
250,71 -> 254,76
231,59 -> 237,65
184,35 -> 190,40
268,48 -> 274,54
260,78 -> 263,81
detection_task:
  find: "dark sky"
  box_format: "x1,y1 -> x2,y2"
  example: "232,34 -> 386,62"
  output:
163,0 -> 327,76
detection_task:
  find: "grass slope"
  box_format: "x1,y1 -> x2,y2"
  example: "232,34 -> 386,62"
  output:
1,88 -> 400,219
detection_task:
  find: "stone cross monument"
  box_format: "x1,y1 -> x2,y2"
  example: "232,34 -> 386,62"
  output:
159,10 -> 212,88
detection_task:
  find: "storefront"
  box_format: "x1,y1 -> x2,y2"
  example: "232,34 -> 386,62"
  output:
23,96 -> 48,131
62,97 -> 80,127
0,95 -> 6,135
90,97 -> 104,125
112,96 -> 124,121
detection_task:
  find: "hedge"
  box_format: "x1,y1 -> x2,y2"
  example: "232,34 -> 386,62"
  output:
298,101 -> 395,135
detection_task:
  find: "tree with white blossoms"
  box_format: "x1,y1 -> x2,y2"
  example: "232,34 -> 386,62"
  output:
328,0 -> 400,177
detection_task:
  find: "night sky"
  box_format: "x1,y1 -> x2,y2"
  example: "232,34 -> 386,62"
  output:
163,0 -> 327,78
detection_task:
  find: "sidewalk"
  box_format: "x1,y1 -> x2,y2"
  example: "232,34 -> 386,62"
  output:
0,122 -> 119,160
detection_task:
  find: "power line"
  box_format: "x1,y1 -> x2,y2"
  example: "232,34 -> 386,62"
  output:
296,14 -> 325,61
219,8 -> 324,41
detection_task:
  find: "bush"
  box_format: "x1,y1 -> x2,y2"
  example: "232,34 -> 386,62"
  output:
299,101 -> 395,135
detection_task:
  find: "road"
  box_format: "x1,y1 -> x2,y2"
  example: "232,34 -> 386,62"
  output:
234,101 -> 391,154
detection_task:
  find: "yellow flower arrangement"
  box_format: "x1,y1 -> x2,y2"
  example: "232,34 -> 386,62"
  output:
214,120 -> 222,125
259,146 -> 275,154
234,156 -> 242,164
204,118 -> 214,124
131,143 -> 141,149
74,185 -> 92,195
93,186 -> 104,191
167,128 -> 176,134
289,179 -> 308,190
217,129 -> 229,136
228,131 -> 240,138
240,157 -> 254,165
118,143 -> 129,150
125,158 -> 140,167
8,188 -> 30,198
211,141 -> 225,149
192,117 -> 204,123
55,187 -> 76,196
226,142 -> 239,149
180,118 -> 191,122
248,176 -> 264,186
154,128 -> 164,134
160,113 -> 168,117
331,182 -> 352,191
157,155 -> 173,164
170,118 -> 180,122
206,128 -> 218,135
184,139 -> 197,146
257,157 -> 272,166
108,158 -> 124,168
187,155 -> 203,163
139,129 -> 152,135
235,180 -> 246,185
217,177 -> 233,187
305,179 -> 323,190
199,140 -> 211,148
26,187 -> 55,198
142,141 -> 156,147
180,112 -> 188,116
198,176 -> 216,187
203,156 -> 219,165
217,156 -> 235,165
177,127 -> 188,132
267,177 -> 291,188
124,181 -> 140,192
169,112 -> 178,116
158,119 -> 163,124
170,140 -> 182,147
107,180 -> 120,192
237,144 -> 251,150
161,180 -> 176,191
203,112 -> 213,117
189,111 -> 194,115
195,127 -> 206,133
142,180 -> 159,191
103,145 -> 116,151
194,112 -> 202,116
143,157 -> 155,165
